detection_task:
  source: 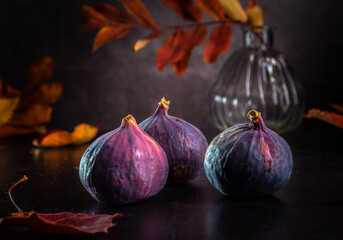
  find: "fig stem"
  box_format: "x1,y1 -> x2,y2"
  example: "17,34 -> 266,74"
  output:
159,97 -> 170,110
8,175 -> 28,213
248,110 -> 260,123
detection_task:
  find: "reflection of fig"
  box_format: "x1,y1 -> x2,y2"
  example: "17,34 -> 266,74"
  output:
79,115 -> 169,205
205,110 -> 293,196
140,97 -> 208,184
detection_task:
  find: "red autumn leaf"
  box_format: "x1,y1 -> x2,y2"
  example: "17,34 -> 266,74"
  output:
163,0 -> 203,22
81,4 -> 133,32
195,0 -> 226,20
0,78 -> 21,98
0,125 -> 45,138
1,211 -> 123,234
93,25 -> 131,52
305,108 -> 343,129
0,176 -> 123,234
132,28 -> 162,52
156,29 -> 187,71
203,22 -> 232,63
329,103 -> 343,114
117,0 -> 158,28
173,25 -> 207,76
25,57 -> 55,93
7,104 -> 52,127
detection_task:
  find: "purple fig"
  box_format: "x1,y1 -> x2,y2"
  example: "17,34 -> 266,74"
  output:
139,97 -> 208,184
204,110 -> 293,197
79,115 -> 169,204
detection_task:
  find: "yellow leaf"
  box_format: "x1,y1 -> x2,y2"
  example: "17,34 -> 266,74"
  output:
0,97 -> 20,126
71,123 -> 98,145
246,1 -> 264,26
217,0 -> 248,22
33,123 -> 98,147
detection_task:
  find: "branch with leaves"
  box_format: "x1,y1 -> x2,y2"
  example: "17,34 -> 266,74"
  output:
81,0 -> 264,76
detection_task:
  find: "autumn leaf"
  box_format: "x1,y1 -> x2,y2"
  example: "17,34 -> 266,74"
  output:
204,22 -> 232,63
163,0 -> 203,22
93,25 -> 131,51
132,29 -> 162,52
8,104 -> 52,127
0,125 -> 46,138
217,0 -> 248,22
173,25 -> 207,76
0,78 -> 20,126
156,29 -> 187,71
329,103 -> 343,114
117,0 -> 158,28
0,176 -> 123,234
33,123 -> 98,147
81,4 -> 133,32
246,1 -> 264,26
305,108 -> 343,129
25,57 -> 55,93
195,0 -> 226,21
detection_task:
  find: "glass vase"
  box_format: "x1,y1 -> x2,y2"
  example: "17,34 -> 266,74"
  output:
209,25 -> 305,133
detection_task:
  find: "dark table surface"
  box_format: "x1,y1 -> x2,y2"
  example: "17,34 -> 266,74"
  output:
0,120 -> 342,240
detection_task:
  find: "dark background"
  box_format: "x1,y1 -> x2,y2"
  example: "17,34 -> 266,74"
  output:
0,0 -> 341,134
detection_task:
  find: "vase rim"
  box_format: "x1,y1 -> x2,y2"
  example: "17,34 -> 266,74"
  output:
241,25 -> 275,32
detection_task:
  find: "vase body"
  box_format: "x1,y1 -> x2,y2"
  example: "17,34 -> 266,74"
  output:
209,26 -> 305,133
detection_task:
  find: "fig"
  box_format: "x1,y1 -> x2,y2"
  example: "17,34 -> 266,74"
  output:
204,110 -> 293,197
79,114 -> 169,204
139,97 -> 208,184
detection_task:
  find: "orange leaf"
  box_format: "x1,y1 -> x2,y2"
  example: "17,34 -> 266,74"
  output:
17,83 -> 63,110
246,1 -> 264,26
117,0 -> 158,28
33,123 -> 98,147
305,109 -> 343,129
93,25 -> 131,52
156,29 -> 187,71
195,0 -> 226,21
204,22 -> 232,63
163,0 -> 203,22
0,78 -> 21,126
329,103 -> 343,114
81,4 -> 133,32
173,25 -> 207,76
25,57 -> 55,93
8,104 -> 52,127
0,78 -> 21,98
0,125 -> 46,138
132,29 -> 161,52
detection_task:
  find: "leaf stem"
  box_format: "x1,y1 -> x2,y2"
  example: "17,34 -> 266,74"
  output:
8,175 -> 28,213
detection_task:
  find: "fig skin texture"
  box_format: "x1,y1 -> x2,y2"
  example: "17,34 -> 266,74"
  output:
204,110 -> 293,197
140,97 -> 208,184
79,115 -> 169,205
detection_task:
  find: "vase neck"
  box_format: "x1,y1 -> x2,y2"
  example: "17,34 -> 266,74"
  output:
243,25 -> 273,49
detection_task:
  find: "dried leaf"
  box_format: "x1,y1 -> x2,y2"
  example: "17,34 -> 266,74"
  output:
132,29 -> 162,52
93,25 -> 131,52
8,104 -> 52,127
117,0 -> 158,28
246,1 -> 264,26
1,211 -> 123,234
163,0 -> 203,22
195,0 -> 226,21
173,25 -> 207,76
329,103 -> 343,114
217,0 -> 248,22
305,109 -> 343,129
0,176 -> 123,234
156,29 -> 187,71
33,123 -> 98,147
0,78 -> 21,98
204,22 -> 232,63
81,4 -> 133,32
0,79 -> 21,126
25,57 -> 55,93
17,83 -> 63,110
